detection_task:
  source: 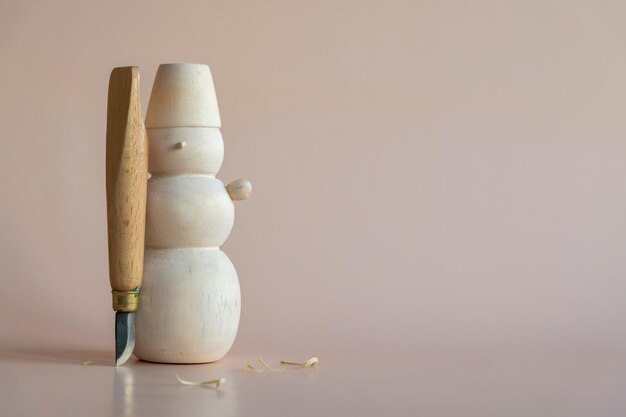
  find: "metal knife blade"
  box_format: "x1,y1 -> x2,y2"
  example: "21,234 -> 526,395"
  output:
115,312 -> 135,366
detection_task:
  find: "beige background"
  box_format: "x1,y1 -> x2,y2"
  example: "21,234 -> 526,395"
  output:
1,1 -> 626,415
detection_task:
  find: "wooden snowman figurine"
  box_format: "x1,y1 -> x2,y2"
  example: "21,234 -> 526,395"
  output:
134,63 -> 251,363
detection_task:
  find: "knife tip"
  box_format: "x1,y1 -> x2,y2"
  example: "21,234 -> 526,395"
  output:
115,311 -> 136,366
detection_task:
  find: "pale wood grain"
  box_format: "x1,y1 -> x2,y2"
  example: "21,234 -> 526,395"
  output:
136,63 -> 244,363
227,179 -> 252,201
145,63 -> 221,128
106,67 -> 148,293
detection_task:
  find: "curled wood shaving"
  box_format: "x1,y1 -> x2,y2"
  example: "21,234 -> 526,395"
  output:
176,374 -> 225,389
82,360 -> 96,366
280,357 -> 319,368
244,357 -> 284,373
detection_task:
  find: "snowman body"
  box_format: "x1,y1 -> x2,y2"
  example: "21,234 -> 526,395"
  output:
134,64 -> 248,363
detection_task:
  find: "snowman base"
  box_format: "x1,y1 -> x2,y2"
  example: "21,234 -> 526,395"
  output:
134,248 -> 240,364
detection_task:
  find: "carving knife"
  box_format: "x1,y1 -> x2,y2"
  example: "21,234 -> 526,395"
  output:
105,67 -> 148,366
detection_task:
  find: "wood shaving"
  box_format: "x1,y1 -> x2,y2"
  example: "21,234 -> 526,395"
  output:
281,357 -> 319,368
176,374 -> 225,389
82,360 -> 96,366
243,357 -> 285,373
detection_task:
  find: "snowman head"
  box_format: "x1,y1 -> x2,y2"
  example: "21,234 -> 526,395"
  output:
145,63 -> 224,176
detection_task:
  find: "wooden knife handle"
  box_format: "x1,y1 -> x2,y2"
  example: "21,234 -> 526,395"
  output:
106,67 -> 148,311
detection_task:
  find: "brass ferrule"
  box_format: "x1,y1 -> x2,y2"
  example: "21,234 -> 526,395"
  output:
112,289 -> 140,312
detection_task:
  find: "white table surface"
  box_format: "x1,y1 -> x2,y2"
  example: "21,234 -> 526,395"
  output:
2,341 -> 625,417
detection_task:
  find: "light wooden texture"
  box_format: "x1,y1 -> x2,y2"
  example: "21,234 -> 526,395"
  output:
135,248 -> 240,363
106,67 -> 148,293
227,179 -> 252,201
135,63 -> 249,363
146,127 -> 224,175
145,175 -> 234,248
145,63 -> 221,129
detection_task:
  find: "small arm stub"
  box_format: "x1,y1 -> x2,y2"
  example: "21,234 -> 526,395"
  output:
227,179 -> 252,201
